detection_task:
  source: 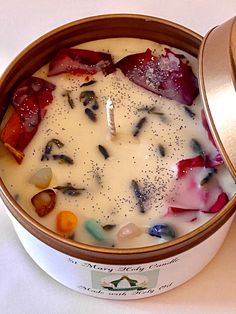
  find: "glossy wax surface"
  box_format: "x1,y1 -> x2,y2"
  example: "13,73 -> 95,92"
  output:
1,38 -> 234,248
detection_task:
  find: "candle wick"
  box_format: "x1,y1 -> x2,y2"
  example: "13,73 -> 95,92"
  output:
106,98 -> 116,138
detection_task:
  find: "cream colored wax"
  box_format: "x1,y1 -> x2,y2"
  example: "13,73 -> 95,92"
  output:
0,38 -> 235,248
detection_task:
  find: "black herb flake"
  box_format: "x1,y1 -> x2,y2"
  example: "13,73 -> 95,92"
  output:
80,90 -> 95,105
54,183 -> 85,196
190,139 -> 204,155
158,144 -> 166,157
184,106 -> 196,119
103,224 -> 117,231
52,154 -> 74,164
137,106 -> 164,116
63,90 -> 74,109
94,172 -> 102,185
200,169 -> 216,186
133,117 -> 147,137
91,100 -> 99,110
80,80 -> 96,87
80,90 -> 99,110
41,139 -> 64,161
131,179 -> 147,213
85,108 -> 96,122
98,145 -> 109,159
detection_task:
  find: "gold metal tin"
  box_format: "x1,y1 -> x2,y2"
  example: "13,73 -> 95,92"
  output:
199,16 -> 236,180
0,14 -> 235,264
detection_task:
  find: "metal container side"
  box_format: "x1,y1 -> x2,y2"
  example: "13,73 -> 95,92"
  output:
0,14 -> 235,265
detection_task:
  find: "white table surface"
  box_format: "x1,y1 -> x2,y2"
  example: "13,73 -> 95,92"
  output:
0,1 -> 236,313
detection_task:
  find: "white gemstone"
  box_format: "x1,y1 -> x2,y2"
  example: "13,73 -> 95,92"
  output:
117,223 -> 143,241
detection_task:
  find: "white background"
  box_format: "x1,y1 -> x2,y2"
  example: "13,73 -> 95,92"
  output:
0,1 -> 236,313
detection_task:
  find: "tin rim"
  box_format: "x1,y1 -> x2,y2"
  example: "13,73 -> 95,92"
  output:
199,16 -> 236,180
0,14 -> 235,264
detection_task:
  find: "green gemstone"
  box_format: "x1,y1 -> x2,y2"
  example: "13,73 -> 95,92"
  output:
84,219 -> 106,241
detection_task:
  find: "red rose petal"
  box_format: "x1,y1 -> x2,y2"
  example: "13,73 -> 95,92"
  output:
177,153 -> 224,178
177,155 -> 206,178
203,192 -> 229,213
168,207 -> 200,214
116,48 -> 199,105
48,48 -> 115,77
0,77 -> 55,163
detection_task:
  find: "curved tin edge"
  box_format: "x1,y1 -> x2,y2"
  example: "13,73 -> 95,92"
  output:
199,17 -> 236,180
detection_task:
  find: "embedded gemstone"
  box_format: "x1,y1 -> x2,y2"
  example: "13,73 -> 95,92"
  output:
148,224 -> 176,240
117,223 -> 143,241
29,167 -> 52,189
84,219 -> 106,241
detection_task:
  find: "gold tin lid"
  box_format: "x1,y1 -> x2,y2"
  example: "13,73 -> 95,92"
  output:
199,16 -> 236,180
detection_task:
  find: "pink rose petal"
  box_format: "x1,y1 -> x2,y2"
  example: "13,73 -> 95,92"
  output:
168,192 -> 229,217
203,192 -> 229,213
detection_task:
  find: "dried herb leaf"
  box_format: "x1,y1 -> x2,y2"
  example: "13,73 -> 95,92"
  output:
133,117 -> 147,137
80,90 -> 99,110
158,144 -> 166,157
137,106 -> 164,116
190,139 -> 204,155
200,169 -> 216,186
91,100 -> 99,110
131,179 -> 146,213
41,139 -> 64,161
93,172 -> 102,185
85,108 -> 96,122
62,90 -> 74,109
98,145 -> 109,159
102,224 -> 117,231
150,111 -> 164,116
184,106 -> 195,119
80,80 -> 96,87
137,106 -> 154,113
54,183 -> 85,196
52,154 -> 74,164
80,90 -> 95,104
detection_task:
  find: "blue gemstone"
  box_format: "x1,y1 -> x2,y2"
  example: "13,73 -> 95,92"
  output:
148,224 -> 176,239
